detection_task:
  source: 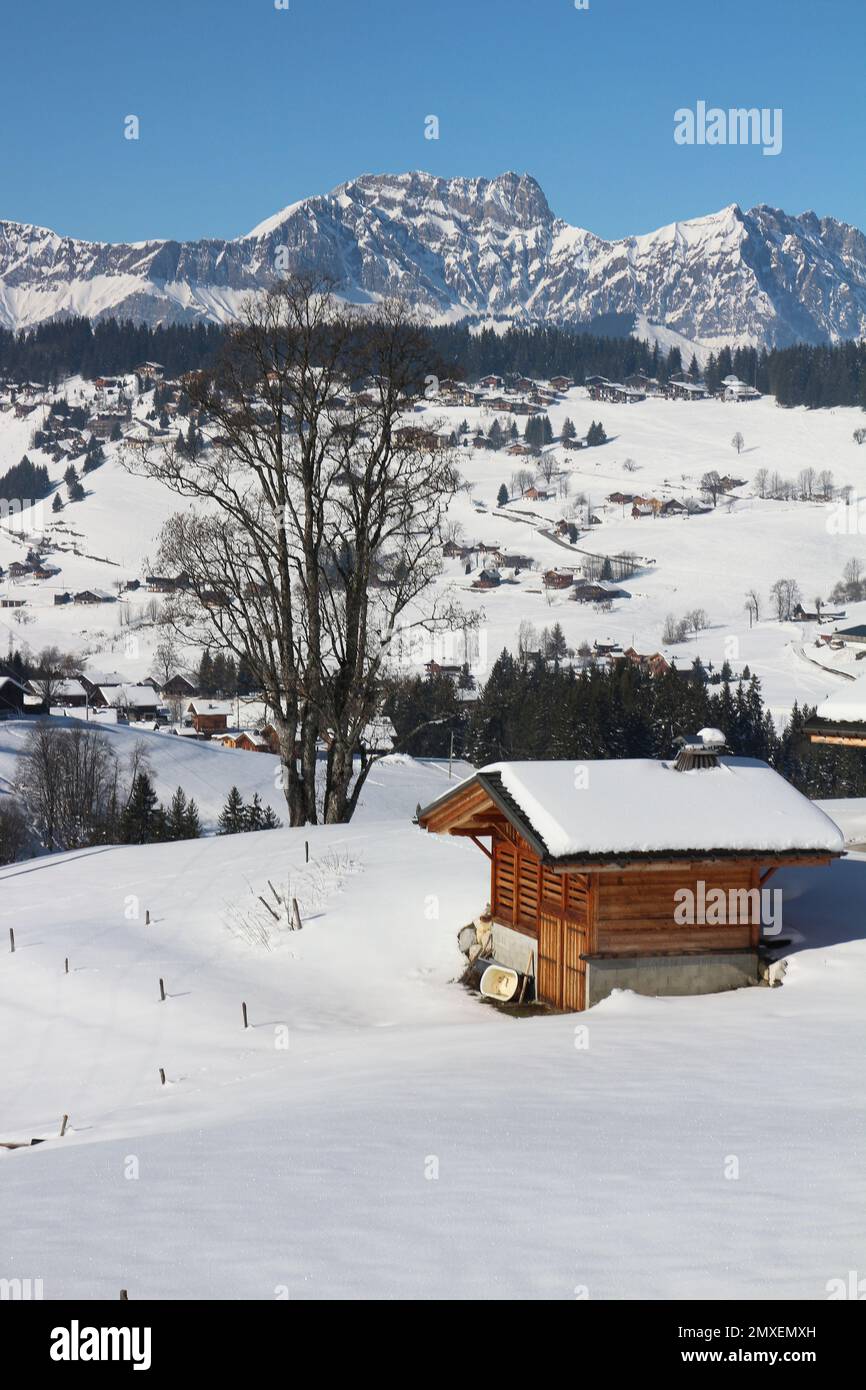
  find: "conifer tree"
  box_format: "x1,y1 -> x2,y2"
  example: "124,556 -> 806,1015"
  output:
218,786 -> 245,835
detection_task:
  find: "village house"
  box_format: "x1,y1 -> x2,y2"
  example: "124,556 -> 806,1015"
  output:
417,733 -> 844,1011
187,700 -> 233,737
160,674 -> 198,700
134,362 -> 165,383
666,379 -> 710,402
549,376 -> 573,392
50,679 -> 89,708
802,676 -> 866,750
473,566 -> 501,590
543,568 -> 576,590
719,374 -> 761,403
617,647 -> 673,677
572,580 -> 630,604
73,589 -> 116,605
90,685 -> 161,720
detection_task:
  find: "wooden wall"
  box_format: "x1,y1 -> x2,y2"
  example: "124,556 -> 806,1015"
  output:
490,832 -> 760,1011
595,862 -> 759,955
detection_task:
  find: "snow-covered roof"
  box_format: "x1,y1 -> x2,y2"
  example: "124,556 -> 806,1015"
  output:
421,757 -> 844,861
188,700 -> 233,716
97,684 -> 159,708
816,676 -> 866,724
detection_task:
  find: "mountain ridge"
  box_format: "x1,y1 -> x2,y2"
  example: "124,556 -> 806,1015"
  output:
1,170 -> 865,350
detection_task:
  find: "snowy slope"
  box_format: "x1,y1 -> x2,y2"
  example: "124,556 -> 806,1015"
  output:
0,760 -> 864,1299
2,173 -> 866,348
3,384 -> 865,723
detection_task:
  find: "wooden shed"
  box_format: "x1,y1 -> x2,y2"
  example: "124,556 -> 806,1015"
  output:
417,735 -> 844,1012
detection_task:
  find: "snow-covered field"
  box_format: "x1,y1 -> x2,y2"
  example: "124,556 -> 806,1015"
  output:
2,382 -> 865,721
1,752 -> 864,1300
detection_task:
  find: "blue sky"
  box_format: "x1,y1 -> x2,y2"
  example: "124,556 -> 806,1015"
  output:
2,0 -> 862,243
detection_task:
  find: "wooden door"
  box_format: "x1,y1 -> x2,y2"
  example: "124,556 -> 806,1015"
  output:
538,910 -> 587,1011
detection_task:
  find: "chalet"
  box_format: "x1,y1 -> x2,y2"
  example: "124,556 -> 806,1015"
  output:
74,589 -> 116,605
624,372 -> 661,394
499,553 -> 533,573
473,566 -> 501,590
417,734 -> 844,1011
0,598 -> 26,609
54,592 -> 72,605
89,414 -> 127,439
618,647 -> 672,677
8,561 -> 32,579
160,674 -> 198,699
52,679 -> 88,708
479,375 -> 504,390
659,498 -> 688,516
720,375 -> 761,403
145,573 -> 190,594
802,676 -> 866,750
91,685 -> 161,720
187,700 -> 232,736
573,581 -> 630,603
442,540 -> 473,560
549,376 -> 573,392
608,492 -> 636,506
543,569 -> 575,590
0,675 -> 28,716
666,379 -> 709,402
134,362 -> 165,382
562,438 -> 584,450
631,502 -> 655,519
218,729 -> 271,753
524,486 -> 553,502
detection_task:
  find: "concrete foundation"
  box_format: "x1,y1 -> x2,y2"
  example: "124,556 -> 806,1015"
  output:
585,950 -> 760,1007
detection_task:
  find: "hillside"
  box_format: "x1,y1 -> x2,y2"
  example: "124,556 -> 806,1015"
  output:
1,754 -> 864,1298
2,378 -> 865,723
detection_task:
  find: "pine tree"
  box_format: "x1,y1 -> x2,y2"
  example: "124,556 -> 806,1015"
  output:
68,478 -> 85,502
561,417 -> 576,441
198,649 -> 214,694
244,792 -> 266,831
121,772 -> 159,844
166,786 -> 189,840
497,483 -> 509,507
52,493 -> 63,513
217,786 -> 245,835
183,798 -> 202,839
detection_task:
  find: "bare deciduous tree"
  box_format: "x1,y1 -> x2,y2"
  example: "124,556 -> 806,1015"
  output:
127,277 -> 459,826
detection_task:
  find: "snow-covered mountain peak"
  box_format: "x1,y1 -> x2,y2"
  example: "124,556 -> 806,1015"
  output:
1,173 -> 865,349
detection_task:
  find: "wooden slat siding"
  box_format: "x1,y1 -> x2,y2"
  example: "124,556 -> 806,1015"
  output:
492,837 -> 516,924
595,863 -> 760,957
517,849 -> 540,927
596,928 -> 752,952
750,864 -> 761,948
